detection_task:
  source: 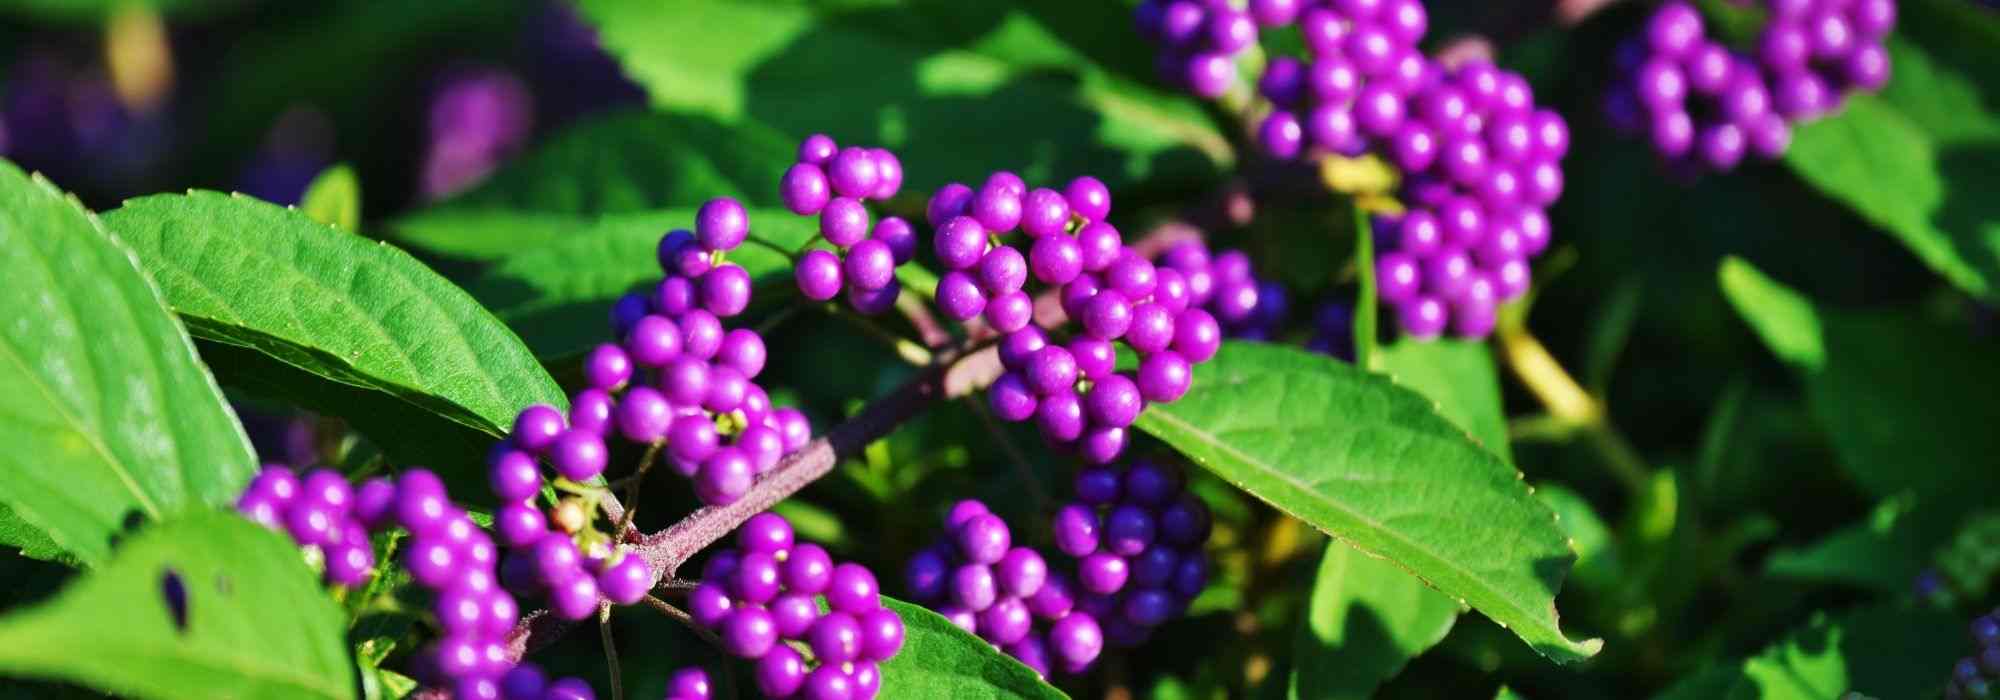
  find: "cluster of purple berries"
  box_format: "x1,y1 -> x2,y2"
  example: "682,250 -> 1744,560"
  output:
602,197 -> 816,506
1370,55 -> 1567,339
1154,240 -> 1289,341
1135,0 -> 1569,340
784,134 -> 913,314
905,500 -> 1105,678
1947,611 -> 2000,699
686,512 -> 903,699
928,172 -> 1111,333
487,663 -> 606,700
1133,0 -> 1264,98
487,405 -> 656,624
1049,459 -> 1212,650
1606,0 -> 1895,174
235,466 -> 593,699
931,172 -> 1216,463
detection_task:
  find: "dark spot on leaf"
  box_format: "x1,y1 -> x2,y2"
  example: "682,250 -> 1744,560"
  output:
160,568 -> 188,633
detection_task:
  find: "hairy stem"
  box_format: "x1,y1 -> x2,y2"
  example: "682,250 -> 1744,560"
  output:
643,595 -> 723,648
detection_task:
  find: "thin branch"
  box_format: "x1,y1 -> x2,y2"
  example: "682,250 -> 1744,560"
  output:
896,291 -> 954,349
828,302 -> 934,366
614,441 -> 665,537
966,398 -> 1053,510
643,594 -> 724,648
599,603 -> 623,700
1496,319 -> 1650,496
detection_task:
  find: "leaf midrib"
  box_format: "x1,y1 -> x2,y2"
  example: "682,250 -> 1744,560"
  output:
1140,404 -> 1570,653
0,227 -> 163,521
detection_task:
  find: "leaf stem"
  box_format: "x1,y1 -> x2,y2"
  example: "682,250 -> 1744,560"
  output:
599,603 -> 623,700
827,302 -> 933,367
1495,319 -> 1650,496
643,594 -> 723,649
614,441 -> 664,537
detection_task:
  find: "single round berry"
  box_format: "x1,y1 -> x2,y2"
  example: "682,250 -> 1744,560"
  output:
797,249 -> 844,301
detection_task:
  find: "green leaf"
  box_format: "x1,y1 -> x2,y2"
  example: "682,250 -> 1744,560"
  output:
0,504 -> 78,566
1493,687 -> 1530,700
0,162 -> 257,568
102,192 -> 565,443
300,164 -> 361,232
0,511 -> 354,699
1763,496 -> 1932,594
1652,605 -> 1961,699
1288,540 -> 1461,700
1533,484 -> 1619,594
1133,342 -> 1600,663
877,598 -> 1066,699
572,0 -> 1227,193
0,0 -> 242,22
1375,339 -> 1511,464
1719,257 -> 2000,515
1781,4 -> 2000,301
1351,203 -> 1379,370
394,111 -> 797,260
463,208 -> 823,359
193,339 -> 497,498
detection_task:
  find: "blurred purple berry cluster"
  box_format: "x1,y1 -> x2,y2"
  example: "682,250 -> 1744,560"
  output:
235,466 -> 596,699
905,500 -> 1105,678
784,134 -> 913,314
599,197 -> 815,506
1946,610 -> 2000,699
688,513 -> 903,699
1606,0 -> 1895,175
421,68 -> 536,201
1050,459 -> 1212,650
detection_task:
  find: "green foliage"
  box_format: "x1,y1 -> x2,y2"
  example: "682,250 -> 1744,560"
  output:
300,164 -> 361,232
103,192 -> 566,446
394,111 -> 798,260
572,0 -> 1228,194
1376,339 -> 1512,464
461,208 -> 816,359
1134,342 -> 1600,663
1782,0 -> 2000,302
1289,541 -> 1461,700
1653,605 -> 1960,699
1720,257 -> 2000,519
877,599 -> 1066,699
0,511 -> 354,699
0,162 -> 257,568
0,0 -> 241,22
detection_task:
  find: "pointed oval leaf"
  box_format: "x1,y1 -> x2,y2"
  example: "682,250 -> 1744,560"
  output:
1133,342 -> 1600,662
101,192 -> 566,441
464,207 -> 859,359
1720,257 -> 2000,516
1289,540 -> 1461,700
0,511 -> 354,699
393,111 -> 797,260
877,598 -> 1067,699
0,162 -> 257,567
1375,339 -> 1511,464
300,164 -> 361,232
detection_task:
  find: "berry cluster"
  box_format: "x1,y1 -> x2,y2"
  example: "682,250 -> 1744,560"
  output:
236,466 -> 379,586
1606,0 -> 1895,174
927,171 -> 1216,464
1136,1 -> 1569,340
1050,459 -> 1212,650
1154,240 -> 1289,341
784,134 -> 913,314
601,198 -> 816,506
492,663 -> 603,700
687,513 -> 903,699
1370,55 -> 1567,339
1947,611 -> 2000,699
905,500 -> 1105,678
235,466 -> 594,699
1134,0 -> 1263,98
